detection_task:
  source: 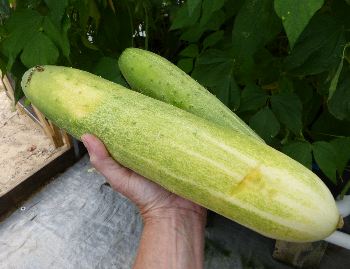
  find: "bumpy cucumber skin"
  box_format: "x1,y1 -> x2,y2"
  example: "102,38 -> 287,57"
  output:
22,66 -> 340,242
118,48 -> 264,143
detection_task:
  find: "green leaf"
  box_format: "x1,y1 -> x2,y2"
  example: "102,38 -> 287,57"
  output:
284,14 -> 346,75
330,137 -> 350,176
328,43 -> 350,100
328,72 -> 350,121
12,58 -> 30,103
61,16 -> 71,58
294,80 -> 313,105
93,56 -> 127,86
179,26 -> 205,42
203,30 -> 224,50
249,107 -> 280,142
228,77 -> 241,111
177,58 -> 193,73
274,0 -> 324,48
232,0 -> 281,82
192,49 -> 238,106
43,16 -> 70,59
179,9 -> 225,42
311,111 -> 350,140
179,44 -> 199,58
303,94 -> 321,127
200,0 -> 225,26
278,76 -> 293,93
5,9 -> 42,31
44,0 -> 68,26
179,8 -> 225,42
224,0 -> 245,19
96,5 -> 132,51
2,10 -> 43,70
20,32 -> 59,68
282,141 -> 312,169
332,0 -> 350,29
239,83 -> 268,112
75,0 -> 101,30
294,80 -> 317,126
204,10 -> 226,31
211,76 -> 240,108
313,141 -> 338,184
192,49 -> 233,87
170,2 -> 201,30
271,92 -> 302,135
188,0 -> 201,16
253,48 -> 281,84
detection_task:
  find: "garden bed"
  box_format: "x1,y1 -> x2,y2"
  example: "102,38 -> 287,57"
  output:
0,89 -> 64,197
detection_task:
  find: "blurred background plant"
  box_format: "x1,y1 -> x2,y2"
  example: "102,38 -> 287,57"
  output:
0,0 -> 349,196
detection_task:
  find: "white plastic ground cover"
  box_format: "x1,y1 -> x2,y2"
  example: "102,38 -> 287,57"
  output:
0,157 -> 142,269
0,155 -> 348,268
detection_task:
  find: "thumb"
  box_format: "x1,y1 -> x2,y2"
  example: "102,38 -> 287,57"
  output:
81,133 -> 110,161
80,134 -> 137,198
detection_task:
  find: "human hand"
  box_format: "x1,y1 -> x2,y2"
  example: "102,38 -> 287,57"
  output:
81,134 -> 207,224
81,134 -> 206,268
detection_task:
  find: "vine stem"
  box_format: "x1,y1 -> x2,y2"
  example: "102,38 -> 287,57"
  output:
108,0 -> 115,13
308,130 -> 345,138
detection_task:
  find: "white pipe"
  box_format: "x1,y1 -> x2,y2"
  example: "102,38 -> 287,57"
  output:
325,231 -> 350,250
336,195 -> 350,217
322,196 -> 350,249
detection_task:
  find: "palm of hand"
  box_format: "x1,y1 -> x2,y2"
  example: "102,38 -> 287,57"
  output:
81,134 -> 206,222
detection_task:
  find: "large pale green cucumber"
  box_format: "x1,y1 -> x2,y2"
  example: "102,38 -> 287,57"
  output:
22,65 -> 340,242
118,48 -> 264,142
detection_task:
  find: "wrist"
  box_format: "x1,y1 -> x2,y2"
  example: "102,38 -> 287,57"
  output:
141,207 -> 207,227
135,207 -> 206,269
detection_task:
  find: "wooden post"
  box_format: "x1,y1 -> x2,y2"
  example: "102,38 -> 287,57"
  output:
1,75 -> 25,115
62,131 -> 73,148
2,76 -> 13,97
32,106 -> 65,148
1,74 -> 71,148
49,120 -> 65,147
1,75 -> 15,101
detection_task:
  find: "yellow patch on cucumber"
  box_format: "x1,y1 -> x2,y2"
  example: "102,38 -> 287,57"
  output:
231,166 -> 277,199
231,167 -> 261,194
54,74 -> 104,119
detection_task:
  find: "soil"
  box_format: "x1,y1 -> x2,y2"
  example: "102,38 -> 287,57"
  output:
0,88 -> 61,196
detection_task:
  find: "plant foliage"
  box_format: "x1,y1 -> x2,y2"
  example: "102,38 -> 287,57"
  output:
0,0 -> 349,196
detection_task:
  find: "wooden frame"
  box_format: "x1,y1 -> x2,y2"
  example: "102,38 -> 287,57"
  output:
32,105 -> 66,148
0,74 -> 84,217
1,74 -> 71,149
0,147 -> 77,218
1,74 -> 15,102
